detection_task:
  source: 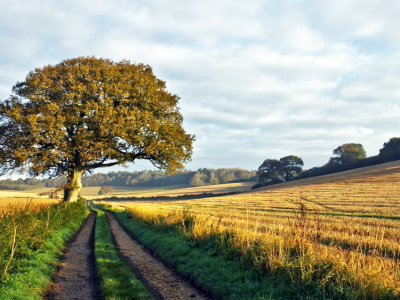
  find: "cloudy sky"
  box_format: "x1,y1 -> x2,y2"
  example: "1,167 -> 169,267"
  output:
1,0 -> 400,173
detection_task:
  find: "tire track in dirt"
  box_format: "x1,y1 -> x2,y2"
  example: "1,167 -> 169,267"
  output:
45,211 -> 100,300
105,211 -> 209,300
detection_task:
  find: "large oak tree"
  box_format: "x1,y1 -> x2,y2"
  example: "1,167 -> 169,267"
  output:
0,57 -> 195,202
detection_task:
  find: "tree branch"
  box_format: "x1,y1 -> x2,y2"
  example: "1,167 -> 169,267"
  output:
81,152 -> 145,171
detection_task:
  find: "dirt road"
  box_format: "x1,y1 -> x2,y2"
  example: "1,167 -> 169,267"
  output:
46,208 -> 209,300
46,212 -> 100,300
105,211 -> 209,300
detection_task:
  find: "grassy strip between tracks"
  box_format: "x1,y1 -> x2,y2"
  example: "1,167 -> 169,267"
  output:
92,206 -> 154,300
0,200 -> 88,300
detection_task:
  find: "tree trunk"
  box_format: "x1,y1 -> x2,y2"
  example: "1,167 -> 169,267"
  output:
63,170 -> 83,202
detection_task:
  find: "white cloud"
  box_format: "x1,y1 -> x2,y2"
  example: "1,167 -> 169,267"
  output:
359,127 -> 374,135
1,0 -> 400,173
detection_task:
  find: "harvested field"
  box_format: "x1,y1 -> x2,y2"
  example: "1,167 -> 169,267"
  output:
0,181 -> 255,200
0,197 -> 59,209
86,182 -> 255,199
0,190 -> 48,199
102,161 -> 400,298
133,181 -> 256,196
81,185 -> 189,199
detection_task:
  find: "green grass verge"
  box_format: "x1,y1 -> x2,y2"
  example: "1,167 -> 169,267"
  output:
0,200 -> 89,300
92,206 -> 154,300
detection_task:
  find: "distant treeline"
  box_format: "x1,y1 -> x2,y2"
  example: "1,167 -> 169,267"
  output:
254,137 -> 400,189
297,137 -> 400,180
0,178 -> 45,190
0,168 -> 257,189
82,168 -> 256,187
296,155 -> 384,179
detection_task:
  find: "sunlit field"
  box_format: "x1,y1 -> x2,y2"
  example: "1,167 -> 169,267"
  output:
101,161 -> 400,298
0,187 -> 59,209
146,182 -> 256,196
0,197 -> 59,209
81,184 -> 189,199
0,181 -> 255,203
84,182 -> 255,199
0,189 -> 51,199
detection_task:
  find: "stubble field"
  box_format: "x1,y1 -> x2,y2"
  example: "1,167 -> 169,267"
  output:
0,197 -> 59,209
102,161 -> 400,298
0,182 -> 255,205
82,182 -> 255,199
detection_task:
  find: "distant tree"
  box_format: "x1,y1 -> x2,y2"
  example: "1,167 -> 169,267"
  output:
42,177 -> 67,188
25,178 -> 40,185
330,143 -> 366,165
304,167 -> 321,177
0,57 -> 194,202
279,155 -> 304,181
327,156 -> 341,166
257,159 -> 282,185
189,172 -> 205,186
220,171 -> 236,183
138,171 -> 152,183
379,137 -> 400,161
234,169 -> 251,180
98,186 -> 114,197
130,178 -> 139,185
125,176 -> 132,186
216,168 -> 230,179
209,171 -> 220,185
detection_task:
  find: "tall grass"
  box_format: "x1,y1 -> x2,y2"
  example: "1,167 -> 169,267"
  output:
0,200 -> 88,299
